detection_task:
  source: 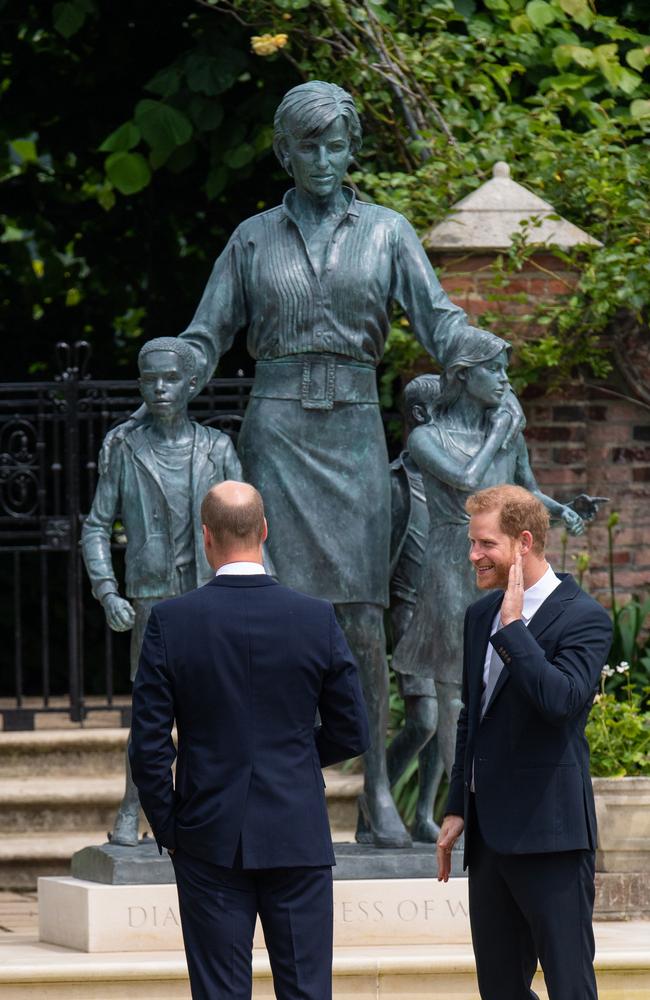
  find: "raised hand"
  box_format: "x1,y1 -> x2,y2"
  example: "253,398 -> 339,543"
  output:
500,550 -> 525,626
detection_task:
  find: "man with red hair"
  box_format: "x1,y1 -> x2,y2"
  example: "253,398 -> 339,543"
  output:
437,484 -> 612,1000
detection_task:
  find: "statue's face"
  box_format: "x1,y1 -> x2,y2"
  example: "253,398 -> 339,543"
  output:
462,349 -> 509,407
284,117 -> 351,200
138,350 -> 196,419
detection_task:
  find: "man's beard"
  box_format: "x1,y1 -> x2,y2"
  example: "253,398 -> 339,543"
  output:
474,543 -> 516,590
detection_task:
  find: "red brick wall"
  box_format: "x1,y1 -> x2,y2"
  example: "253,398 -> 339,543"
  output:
429,250 -> 650,604
523,390 -> 650,606
434,251 -> 580,340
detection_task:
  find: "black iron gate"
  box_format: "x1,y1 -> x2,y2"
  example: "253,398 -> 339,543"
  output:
0,343 -> 252,730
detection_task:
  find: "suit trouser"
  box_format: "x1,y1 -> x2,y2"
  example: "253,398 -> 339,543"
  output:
172,848 -> 333,1000
467,799 -> 597,1000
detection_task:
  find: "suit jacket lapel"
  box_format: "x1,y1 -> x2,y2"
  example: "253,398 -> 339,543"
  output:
526,575 -> 577,640
470,592 -> 502,720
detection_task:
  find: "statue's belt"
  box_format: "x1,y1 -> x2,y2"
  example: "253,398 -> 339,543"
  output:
252,356 -> 378,410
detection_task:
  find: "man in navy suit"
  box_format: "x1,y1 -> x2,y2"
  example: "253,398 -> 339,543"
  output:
129,481 -> 370,1000
437,484 -> 612,1000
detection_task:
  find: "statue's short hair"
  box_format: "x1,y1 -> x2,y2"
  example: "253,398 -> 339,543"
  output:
273,81 -> 362,172
403,374 -> 441,429
138,337 -> 196,375
201,483 -> 266,548
465,485 -> 549,556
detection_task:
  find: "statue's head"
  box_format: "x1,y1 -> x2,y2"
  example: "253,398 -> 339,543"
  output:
437,328 -> 510,412
403,374 -> 442,429
138,337 -> 198,419
273,81 -> 362,196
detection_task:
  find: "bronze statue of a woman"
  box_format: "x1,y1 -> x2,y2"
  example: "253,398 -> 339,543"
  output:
109,81 -> 522,848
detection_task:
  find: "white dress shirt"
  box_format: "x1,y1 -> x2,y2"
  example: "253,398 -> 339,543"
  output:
481,563 -> 562,690
216,561 -> 266,576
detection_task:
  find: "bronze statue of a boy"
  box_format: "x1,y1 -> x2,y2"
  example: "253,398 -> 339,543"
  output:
82,337 -> 242,846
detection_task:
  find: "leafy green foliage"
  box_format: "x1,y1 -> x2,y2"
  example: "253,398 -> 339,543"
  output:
2,0 -> 649,382
587,688 -> 650,776
0,2 -> 297,377
211,0 -> 650,392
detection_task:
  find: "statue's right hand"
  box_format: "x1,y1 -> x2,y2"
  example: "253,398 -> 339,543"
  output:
103,594 -> 136,632
488,406 -> 512,437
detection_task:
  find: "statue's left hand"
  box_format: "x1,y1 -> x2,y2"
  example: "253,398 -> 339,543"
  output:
561,506 -> 585,536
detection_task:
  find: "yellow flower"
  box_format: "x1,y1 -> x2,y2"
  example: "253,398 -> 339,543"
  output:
32,259 -> 44,278
251,33 -> 288,56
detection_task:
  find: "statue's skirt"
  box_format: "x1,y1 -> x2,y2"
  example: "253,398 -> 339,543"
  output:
392,521 -> 479,684
238,394 -> 390,607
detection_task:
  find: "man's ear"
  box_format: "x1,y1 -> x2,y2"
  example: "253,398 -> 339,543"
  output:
202,523 -> 212,553
261,517 -> 269,544
520,530 -> 534,555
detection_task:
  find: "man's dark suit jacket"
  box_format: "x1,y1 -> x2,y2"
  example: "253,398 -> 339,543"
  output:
446,573 -> 612,865
129,574 -> 370,869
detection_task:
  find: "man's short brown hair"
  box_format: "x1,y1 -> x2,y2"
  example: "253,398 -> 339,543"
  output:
465,485 -> 549,555
201,483 -> 265,547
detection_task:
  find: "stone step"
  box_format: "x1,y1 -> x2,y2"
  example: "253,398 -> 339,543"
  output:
0,769 -> 361,833
0,765 -> 361,890
0,776 -> 129,834
0,732 -> 362,822
0,729 -> 128,778
0,832 -> 116,892
1,924 -> 649,999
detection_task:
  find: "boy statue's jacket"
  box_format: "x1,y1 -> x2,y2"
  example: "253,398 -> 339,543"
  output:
82,423 -> 241,601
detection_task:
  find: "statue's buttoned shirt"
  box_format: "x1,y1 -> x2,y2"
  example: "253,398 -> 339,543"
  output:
180,188 -> 473,386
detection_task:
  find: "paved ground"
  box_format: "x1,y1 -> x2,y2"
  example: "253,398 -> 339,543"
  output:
0,891 -> 38,935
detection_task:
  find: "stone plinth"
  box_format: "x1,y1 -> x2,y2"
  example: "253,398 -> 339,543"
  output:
38,875 -> 471,953
333,841 -> 463,880
71,839 -> 174,885
69,838 -> 455,885
593,777 -> 650,873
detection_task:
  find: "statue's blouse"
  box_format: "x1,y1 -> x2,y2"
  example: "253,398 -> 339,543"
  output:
180,188 -> 471,387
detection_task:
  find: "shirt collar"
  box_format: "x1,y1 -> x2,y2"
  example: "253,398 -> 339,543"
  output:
216,561 -> 266,576
521,564 -> 562,623
280,186 -> 360,225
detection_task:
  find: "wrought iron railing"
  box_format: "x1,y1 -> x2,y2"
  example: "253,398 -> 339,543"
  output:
0,342 -> 252,730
